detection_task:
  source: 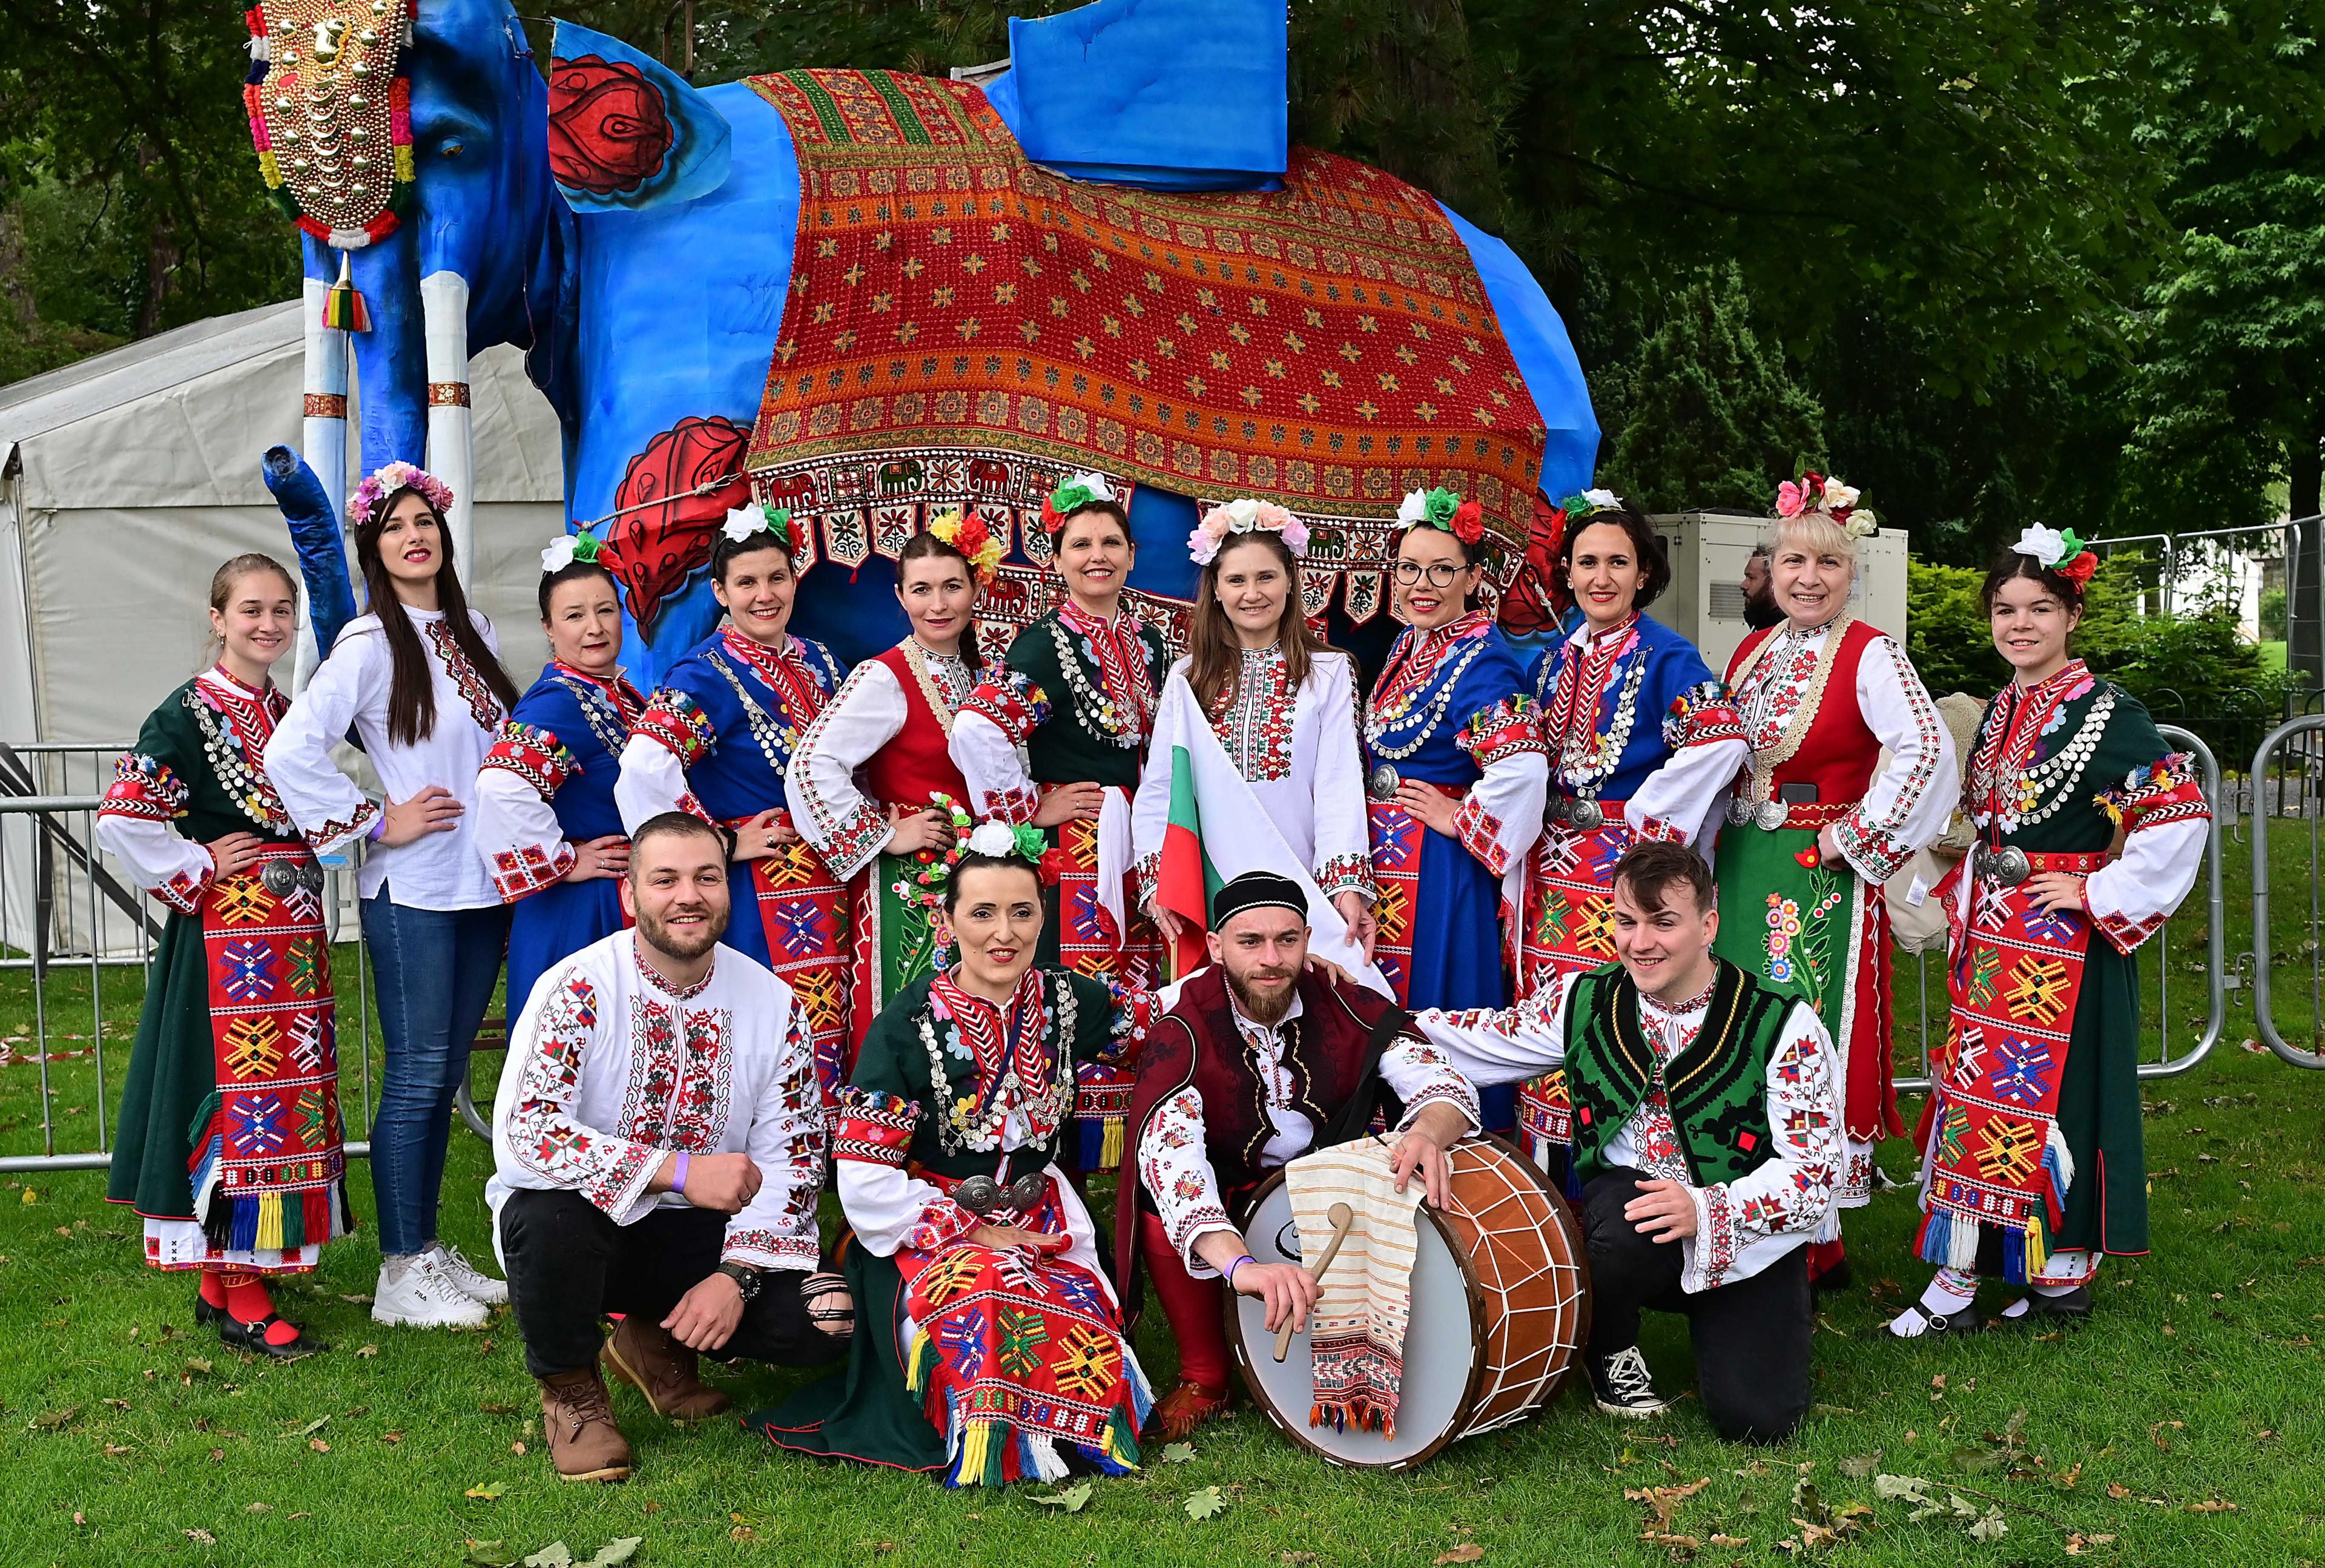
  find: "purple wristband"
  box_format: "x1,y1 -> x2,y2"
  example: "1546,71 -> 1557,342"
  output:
1224,1253 -> 1256,1289
366,812 -> 387,843
671,1151 -> 691,1196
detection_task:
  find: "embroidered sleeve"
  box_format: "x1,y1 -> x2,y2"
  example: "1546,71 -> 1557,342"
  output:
1410,973 -> 1573,1089
1310,654 -> 1376,903
615,729 -> 713,831
1138,1085 -> 1238,1274
833,1087 -> 917,1167
475,724 -> 581,902
724,1003 -> 827,1270
2086,753 -> 2208,955
1628,671 -> 1749,849
96,753 -> 216,915
831,1086 -> 980,1257
1681,1001 -> 1844,1294
1661,679 -> 1744,750
632,685 -> 716,768
497,970 -> 662,1220
961,669 -> 1051,747
265,630 -> 386,854
952,671 -> 1049,823
1833,636 -> 1956,883
788,659 -> 905,879
1130,668 -> 1188,913
480,722 -> 575,798
1456,694 -> 1546,768
1313,850 -> 1376,903
1381,1030 -> 1482,1132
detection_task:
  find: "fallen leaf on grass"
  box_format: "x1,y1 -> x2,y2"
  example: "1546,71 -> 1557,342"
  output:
1185,1485 -> 1228,1520
355,1345 -> 379,1359
1966,1514 -> 2008,1543
521,1546 -> 571,1567
2149,1420 -> 2183,1452
246,1503 -> 271,1514
2065,1534 -> 2118,1554
1626,1477 -> 1710,1530
208,1448 -> 225,1463
102,1398 -> 130,1411
1161,1441 -> 1196,1464
511,1442 -> 527,1455
1837,1454 -> 1880,1479
309,1438 -> 331,1453
2054,1461 -> 2082,1490
338,1293 -> 372,1305
1709,1537 -> 1749,1548
381,1431 -> 403,1444
466,1481 -> 509,1500
2183,1499 -> 2239,1514
183,1527 -> 217,1544
286,1415 -> 329,1438
1637,1535 -> 1695,1553
1434,1546 -> 1485,1564
2105,1482 -> 2131,1499
32,1405 -> 81,1431
464,1544 -> 518,1568
479,1402 -> 518,1417
1028,1481 -> 1093,1512
102,1444 -> 131,1457
729,1526 -> 756,1543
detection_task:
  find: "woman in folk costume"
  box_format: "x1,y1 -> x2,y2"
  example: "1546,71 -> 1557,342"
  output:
1363,487 -> 1548,1130
952,473 -> 1172,1173
268,462 -> 522,1329
791,516 -> 995,1042
1132,499 -> 1377,964
1888,530 -> 2206,1337
1711,473 -> 1956,1285
757,826 -> 1153,1485
474,535 -> 647,1021
615,508 -> 853,1104
101,556 -> 355,1357
1515,493 -> 1746,1155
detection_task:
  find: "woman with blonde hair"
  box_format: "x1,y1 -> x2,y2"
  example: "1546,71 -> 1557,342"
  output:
1130,500 -> 1375,966
1712,473 -> 1957,1287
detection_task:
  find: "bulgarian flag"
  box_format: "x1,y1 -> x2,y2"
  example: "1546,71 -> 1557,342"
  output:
1145,672 -> 1388,993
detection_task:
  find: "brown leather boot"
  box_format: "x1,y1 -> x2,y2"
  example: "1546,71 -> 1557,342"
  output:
601,1316 -> 733,1423
538,1368 -> 632,1483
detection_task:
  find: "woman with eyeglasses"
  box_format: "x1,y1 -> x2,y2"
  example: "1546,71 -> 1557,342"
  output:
1359,490 -> 1548,1128
1512,492 -> 1747,1169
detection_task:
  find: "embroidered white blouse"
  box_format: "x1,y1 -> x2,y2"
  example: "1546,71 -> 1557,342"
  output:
1415,972 -> 1844,1293
785,642 -> 978,880
1542,614 -> 1746,846
266,607 -> 507,909
1728,619 -> 1957,883
1137,982 -> 1481,1274
484,931 -> 826,1271
1132,647 -> 1375,903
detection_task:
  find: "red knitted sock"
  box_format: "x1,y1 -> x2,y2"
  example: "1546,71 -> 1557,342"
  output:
220,1271 -> 300,1346
198,1270 -> 229,1309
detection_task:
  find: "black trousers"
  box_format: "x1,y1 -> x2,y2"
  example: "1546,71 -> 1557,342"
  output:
1582,1168 -> 1813,1444
499,1187 -> 848,1380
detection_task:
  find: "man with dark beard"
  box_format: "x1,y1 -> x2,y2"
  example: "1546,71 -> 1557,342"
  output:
1118,870 -> 1477,1440
1741,544 -> 1784,631
486,812 -> 851,1483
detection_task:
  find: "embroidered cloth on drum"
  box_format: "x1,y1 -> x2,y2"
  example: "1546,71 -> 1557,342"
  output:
742,69 -> 1548,573
1284,1138 -> 1425,1437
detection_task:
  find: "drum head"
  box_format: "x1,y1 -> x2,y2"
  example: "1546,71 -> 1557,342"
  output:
1225,1176 -> 1481,1471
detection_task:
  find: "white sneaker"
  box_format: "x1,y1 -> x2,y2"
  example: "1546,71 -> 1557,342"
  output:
430,1240 -> 510,1305
372,1254 -> 491,1329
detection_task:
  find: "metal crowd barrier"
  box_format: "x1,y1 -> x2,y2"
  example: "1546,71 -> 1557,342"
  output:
2250,714 -> 2325,1069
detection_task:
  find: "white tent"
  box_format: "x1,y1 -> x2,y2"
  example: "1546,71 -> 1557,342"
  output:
0,301 -> 566,956
0,298 -> 566,751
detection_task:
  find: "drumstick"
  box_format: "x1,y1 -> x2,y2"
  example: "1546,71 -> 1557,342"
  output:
1273,1201 -> 1356,1363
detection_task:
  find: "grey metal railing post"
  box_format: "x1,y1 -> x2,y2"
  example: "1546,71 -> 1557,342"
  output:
2252,713 -> 2325,1068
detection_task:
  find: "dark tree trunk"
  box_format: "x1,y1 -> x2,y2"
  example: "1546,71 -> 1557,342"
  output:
134,140 -> 180,338
2289,419 -> 2323,691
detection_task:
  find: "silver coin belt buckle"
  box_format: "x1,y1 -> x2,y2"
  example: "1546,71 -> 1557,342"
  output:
1974,845 -> 2032,886
954,1171 -> 1049,1217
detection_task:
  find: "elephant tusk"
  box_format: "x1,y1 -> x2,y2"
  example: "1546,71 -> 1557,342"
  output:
419,271 -> 477,587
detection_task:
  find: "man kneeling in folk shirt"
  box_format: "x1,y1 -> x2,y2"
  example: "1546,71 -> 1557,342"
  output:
487,812 -> 852,1482
1118,869 -> 1479,1440
1412,840 -> 1844,1442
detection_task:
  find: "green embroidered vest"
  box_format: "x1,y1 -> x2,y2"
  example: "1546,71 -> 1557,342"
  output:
1566,960 -> 1792,1188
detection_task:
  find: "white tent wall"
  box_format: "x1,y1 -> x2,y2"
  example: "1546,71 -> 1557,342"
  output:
0,301 -> 567,958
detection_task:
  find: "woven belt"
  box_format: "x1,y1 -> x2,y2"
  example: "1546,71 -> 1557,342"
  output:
1727,797 -> 1856,832
1971,845 -> 2110,886
1366,764 -> 1465,804
1545,794 -> 1629,831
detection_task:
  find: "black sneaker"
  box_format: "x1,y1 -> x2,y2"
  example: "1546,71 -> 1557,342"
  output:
1588,1345 -> 1675,1418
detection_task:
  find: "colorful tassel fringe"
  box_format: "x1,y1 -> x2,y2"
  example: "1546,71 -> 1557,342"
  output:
322,252 -> 371,332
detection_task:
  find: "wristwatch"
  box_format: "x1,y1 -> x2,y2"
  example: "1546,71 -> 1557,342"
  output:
714,1260 -> 763,1303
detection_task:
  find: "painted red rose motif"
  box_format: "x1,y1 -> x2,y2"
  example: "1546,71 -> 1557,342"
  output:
1497,491 -> 1575,639
547,56 -> 674,198
599,415 -> 754,631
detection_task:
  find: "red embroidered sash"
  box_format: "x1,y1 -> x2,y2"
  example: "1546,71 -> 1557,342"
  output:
1514,805 -> 1633,1162
726,811 -> 853,1114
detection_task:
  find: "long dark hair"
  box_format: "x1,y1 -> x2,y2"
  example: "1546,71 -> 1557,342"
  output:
355,486 -> 519,746
1187,531 -> 1318,712
895,529 -> 984,671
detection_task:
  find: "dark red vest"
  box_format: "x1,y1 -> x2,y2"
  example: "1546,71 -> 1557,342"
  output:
1726,619 -> 1887,804
859,642 -> 971,809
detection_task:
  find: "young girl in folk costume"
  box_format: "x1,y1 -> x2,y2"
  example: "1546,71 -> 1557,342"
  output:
1132,501 -> 1377,964
474,534 -> 647,1021
1889,530 -> 2206,1337
791,516 -> 993,1043
1515,493 -> 1744,1156
1362,487 -> 1548,1128
1712,475 -> 1956,1284
952,473 -> 1172,1173
615,508 -> 854,1104
101,556 -> 355,1357
757,828 -> 1153,1485
269,462 -> 522,1329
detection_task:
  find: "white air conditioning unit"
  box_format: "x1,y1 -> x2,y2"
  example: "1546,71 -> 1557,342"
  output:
1644,512 -> 1910,673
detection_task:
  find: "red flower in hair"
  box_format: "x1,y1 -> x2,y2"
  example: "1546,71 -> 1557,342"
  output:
2056,551 -> 2099,587
1040,497 -> 1066,535
1038,846 -> 1071,888
1450,498 -> 1485,545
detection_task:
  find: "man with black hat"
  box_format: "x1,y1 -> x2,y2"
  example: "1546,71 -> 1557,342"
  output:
1116,869 -> 1479,1440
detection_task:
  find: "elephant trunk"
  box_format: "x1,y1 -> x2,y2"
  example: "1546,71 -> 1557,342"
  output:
420,269 -> 477,587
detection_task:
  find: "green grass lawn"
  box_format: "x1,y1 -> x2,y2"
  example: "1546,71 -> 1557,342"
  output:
2,823 -> 2323,1566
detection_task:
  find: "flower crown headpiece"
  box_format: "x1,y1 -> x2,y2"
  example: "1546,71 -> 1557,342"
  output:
1551,487 -> 1623,529
539,530 -> 605,575
962,819 -> 1066,886
2011,524 -> 2099,589
1040,472 -> 1117,535
349,461 -> 454,533
1189,497 -> 1309,567
1397,486 -> 1486,545
721,502 -> 808,561
926,509 -> 1004,587
1775,472 -> 1878,539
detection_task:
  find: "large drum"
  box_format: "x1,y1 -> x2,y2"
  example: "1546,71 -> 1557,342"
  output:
1226,1135 -> 1590,1470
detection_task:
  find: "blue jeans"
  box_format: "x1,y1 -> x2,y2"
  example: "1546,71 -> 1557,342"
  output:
360,886 -> 509,1257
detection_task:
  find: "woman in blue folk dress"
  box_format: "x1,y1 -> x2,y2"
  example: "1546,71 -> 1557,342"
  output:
473,536 -> 648,1017
614,508 -> 856,1107
1362,489 -> 1550,1132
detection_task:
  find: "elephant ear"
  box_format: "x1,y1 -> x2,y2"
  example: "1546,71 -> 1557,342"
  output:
546,19 -> 730,212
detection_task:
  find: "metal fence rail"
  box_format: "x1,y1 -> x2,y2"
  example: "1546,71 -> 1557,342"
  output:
2251,713 -> 2325,1068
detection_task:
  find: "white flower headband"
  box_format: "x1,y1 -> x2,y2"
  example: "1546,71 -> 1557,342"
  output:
1188,496 -> 1310,567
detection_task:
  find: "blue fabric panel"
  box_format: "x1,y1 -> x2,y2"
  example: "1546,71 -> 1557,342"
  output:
1436,199 -> 1600,502
983,0 -> 1287,191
